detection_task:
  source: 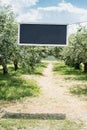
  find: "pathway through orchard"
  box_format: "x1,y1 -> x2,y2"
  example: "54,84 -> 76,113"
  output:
3,62 -> 87,122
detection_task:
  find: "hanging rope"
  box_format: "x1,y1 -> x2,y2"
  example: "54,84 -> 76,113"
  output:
67,21 -> 87,26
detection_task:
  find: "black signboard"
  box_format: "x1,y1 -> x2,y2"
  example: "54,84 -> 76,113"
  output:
19,23 -> 67,46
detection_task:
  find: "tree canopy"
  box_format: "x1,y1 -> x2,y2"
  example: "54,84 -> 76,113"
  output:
62,26 -> 87,72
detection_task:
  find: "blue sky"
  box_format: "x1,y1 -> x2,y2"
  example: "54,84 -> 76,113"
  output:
1,0 -> 87,23
37,0 -> 87,9
1,0 -> 87,34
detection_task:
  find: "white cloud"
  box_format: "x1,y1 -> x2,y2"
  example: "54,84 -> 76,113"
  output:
1,0 -> 38,7
1,0 -> 87,28
17,10 -> 42,22
37,1 -> 87,35
38,1 -> 87,15
0,0 -> 38,14
36,1 -> 87,25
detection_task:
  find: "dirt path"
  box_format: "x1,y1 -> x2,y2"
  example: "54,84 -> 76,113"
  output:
2,62 -> 87,122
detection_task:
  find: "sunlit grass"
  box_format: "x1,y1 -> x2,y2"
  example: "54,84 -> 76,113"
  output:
53,61 -> 87,97
0,64 -> 48,101
32,62 -> 48,75
10,62 -> 48,76
0,62 -> 48,101
0,119 -> 85,130
0,75 -> 40,101
70,84 -> 87,96
53,61 -> 87,81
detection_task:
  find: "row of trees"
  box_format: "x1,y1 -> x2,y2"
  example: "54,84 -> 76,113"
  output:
0,5 -> 17,74
1,4 -> 87,74
0,5 -> 50,74
62,26 -> 87,72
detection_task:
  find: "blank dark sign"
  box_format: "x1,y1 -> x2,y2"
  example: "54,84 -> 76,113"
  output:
19,23 -> 67,45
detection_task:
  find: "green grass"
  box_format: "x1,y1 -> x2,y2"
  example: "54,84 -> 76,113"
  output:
0,119 -> 85,130
53,61 -> 82,75
0,62 -> 48,101
70,84 -> 87,96
0,76 -> 40,101
53,61 -> 87,81
0,63 -> 45,101
32,62 -> 48,75
53,61 -> 87,97
17,62 -> 48,75
0,62 -> 48,76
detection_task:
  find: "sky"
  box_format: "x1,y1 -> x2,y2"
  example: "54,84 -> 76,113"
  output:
1,0 -> 87,34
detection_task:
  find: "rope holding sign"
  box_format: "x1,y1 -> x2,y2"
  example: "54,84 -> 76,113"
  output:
68,21 -> 87,26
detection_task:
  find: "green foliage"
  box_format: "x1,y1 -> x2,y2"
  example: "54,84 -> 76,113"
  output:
20,47 -> 41,71
15,62 -> 48,75
62,26 -> 87,72
33,62 -> 48,75
0,5 -> 49,74
53,47 -> 63,59
0,5 -> 18,74
20,46 -> 49,73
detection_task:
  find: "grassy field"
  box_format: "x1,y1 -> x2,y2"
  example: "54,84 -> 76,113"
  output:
53,61 -> 87,97
0,62 -> 47,101
0,119 -> 85,130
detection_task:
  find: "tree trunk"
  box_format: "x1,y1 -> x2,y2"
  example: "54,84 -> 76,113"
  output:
74,63 -> 80,70
3,65 -> 8,74
84,63 -> 87,73
14,60 -> 18,71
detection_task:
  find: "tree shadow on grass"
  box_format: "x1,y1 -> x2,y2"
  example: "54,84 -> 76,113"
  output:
54,63 -> 87,81
0,62 -> 47,78
2,112 -> 66,120
54,65 -> 82,76
10,64 -> 47,76
64,74 -> 87,81
0,68 -> 40,101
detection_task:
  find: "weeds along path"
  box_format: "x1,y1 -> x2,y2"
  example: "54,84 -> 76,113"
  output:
2,62 -> 87,122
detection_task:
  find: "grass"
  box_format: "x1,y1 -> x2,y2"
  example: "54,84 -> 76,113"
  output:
0,76 -> 40,101
0,119 -> 85,130
32,62 -> 48,75
70,84 -> 87,96
53,61 -> 87,81
0,63 -> 48,101
17,62 -> 48,76
0,62 -> 48,101
0,62 -> 48,76
53,61 -> 82,75
53,61 -> 87,97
